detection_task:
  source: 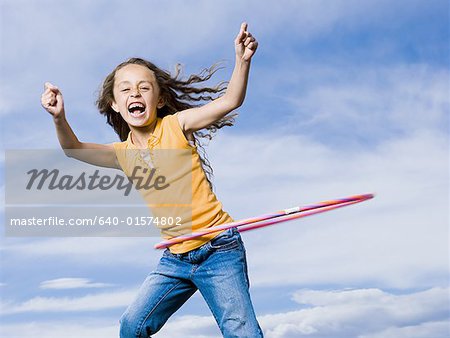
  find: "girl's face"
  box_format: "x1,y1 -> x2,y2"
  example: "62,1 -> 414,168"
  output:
111,64 -> 164,128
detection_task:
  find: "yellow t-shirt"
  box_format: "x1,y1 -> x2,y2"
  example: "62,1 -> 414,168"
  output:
113,113 -> 233,254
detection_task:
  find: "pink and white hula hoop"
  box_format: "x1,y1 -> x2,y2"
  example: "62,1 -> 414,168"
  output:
155,193 -> 374,249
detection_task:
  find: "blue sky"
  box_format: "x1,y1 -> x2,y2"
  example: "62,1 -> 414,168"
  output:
1,0 -> 449,337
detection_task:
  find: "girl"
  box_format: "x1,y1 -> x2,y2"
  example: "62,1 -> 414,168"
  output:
41,23 -> 263,338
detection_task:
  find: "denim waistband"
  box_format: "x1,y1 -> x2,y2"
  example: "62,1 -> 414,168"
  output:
165,227 -> 240,264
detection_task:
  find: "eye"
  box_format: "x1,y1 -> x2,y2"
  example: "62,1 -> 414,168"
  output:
140,87 -> 150,91
120,88 -> 130,92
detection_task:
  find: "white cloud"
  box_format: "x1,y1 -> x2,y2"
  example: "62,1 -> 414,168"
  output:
39,277 -> 114,290
0,282 -> 448,337
160,287 -> 450,338
281,64 -> 449,140
1,288 -> 136,315
0,317 -> 216,338
6,287 -> 441,338
360,321 -> 450,338
261,287 -> 449,338
0,321 -> 119,338
154,315 -> 221,338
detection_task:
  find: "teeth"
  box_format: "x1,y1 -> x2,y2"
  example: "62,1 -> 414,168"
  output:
129,103 -> 144,109
128,102 -> 146,116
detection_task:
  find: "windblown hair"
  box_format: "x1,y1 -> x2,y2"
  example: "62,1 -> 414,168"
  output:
96,57 -> 236,188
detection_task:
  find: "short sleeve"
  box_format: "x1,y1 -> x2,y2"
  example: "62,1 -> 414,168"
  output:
113,141 -> 128,173
161,114 -> 191,149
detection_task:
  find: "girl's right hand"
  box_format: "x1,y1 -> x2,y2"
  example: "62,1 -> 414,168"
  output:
41,82 -> 65,119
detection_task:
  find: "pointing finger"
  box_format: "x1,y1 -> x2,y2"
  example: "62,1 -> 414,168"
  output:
240,22 -> 248,33
236,23 -> 248,44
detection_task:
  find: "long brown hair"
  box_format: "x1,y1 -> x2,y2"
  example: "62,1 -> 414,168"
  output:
96,57 -> 236,187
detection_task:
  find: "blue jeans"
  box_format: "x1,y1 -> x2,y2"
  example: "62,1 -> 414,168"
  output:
119,228 -> 264,338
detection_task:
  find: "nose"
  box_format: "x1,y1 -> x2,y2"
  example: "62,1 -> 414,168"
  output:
130,87 -> 141,97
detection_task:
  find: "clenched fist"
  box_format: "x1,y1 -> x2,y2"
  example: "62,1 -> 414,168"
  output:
41,82 -> 65,119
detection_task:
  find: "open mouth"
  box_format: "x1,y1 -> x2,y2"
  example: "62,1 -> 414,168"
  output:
128,102 -> 146,117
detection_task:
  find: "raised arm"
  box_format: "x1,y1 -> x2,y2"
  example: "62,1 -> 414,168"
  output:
177,22 -> 258,134
41,82 -> 120,169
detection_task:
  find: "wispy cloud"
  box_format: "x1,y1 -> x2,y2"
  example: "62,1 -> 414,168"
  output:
39,278 -> 114,290
1,287 -> 446,338
247,61 -> 449,146
360,321 -> 450,338
159,288 -> 450,338
155,315 -> 221,338
0,321 -> 119,338
2,288 -> 442,338
1,288 -> 135,315
286,65 -> 448,141
261,287 -> 449,338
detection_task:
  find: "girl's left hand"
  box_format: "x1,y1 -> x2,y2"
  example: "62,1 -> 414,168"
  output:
235,22 -> 258,62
